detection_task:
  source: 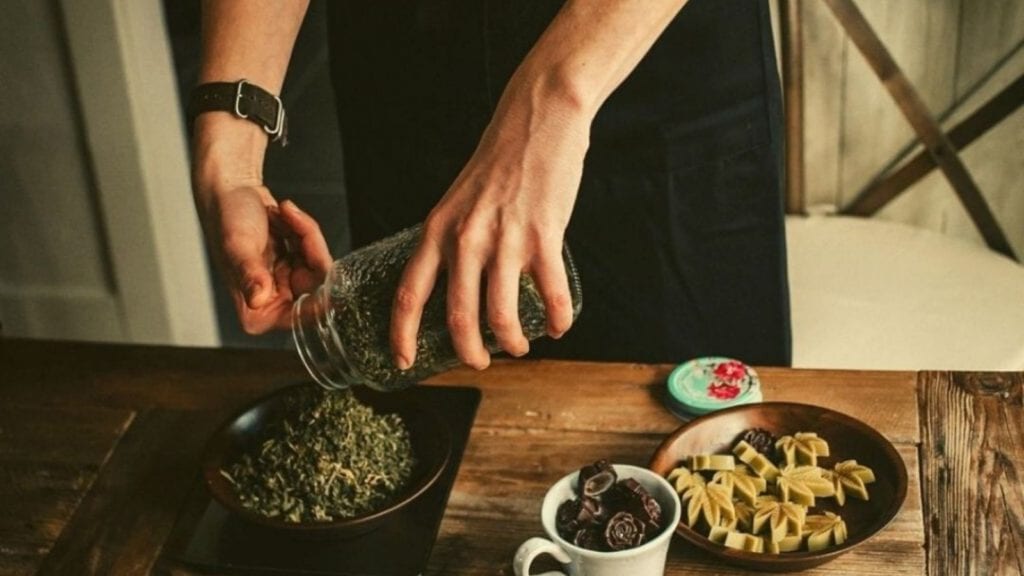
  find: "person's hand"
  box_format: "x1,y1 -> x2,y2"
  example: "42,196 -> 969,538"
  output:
192,115 -> 332,334
389,83 -> 590,370
204,189 -> 332,333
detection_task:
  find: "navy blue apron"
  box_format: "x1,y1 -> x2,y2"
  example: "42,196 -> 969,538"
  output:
326,0 -> 792,366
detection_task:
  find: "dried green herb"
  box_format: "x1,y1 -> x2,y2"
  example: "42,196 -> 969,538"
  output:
320,225 -> 580,391
330,265 -> 550,390
221,387 -> 415,523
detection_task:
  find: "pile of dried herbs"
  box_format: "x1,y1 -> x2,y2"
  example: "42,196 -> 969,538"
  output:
221,387 -> 416,523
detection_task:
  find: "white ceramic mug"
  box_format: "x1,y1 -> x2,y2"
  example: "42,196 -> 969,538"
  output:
513,464 -> 682,576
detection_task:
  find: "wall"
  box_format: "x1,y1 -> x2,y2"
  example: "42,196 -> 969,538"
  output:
0,0 -> 218,345
0,0 -> 125,340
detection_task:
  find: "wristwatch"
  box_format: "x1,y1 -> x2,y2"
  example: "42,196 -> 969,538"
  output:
187,79 -> 288,145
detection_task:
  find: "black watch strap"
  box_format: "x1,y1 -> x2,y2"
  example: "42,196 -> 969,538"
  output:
187,80 -> 288,145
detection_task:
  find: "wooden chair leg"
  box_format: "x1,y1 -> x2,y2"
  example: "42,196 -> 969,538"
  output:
843,74 -> 1024,218
823,0 -> 1017,261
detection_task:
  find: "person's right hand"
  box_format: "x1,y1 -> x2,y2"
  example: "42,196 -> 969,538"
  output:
192,114 -> 332,334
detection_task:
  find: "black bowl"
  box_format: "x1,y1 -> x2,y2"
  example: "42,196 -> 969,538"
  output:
202,384 -> 452,539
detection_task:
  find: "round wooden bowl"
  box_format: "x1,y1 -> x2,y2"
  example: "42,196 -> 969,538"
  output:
648,402 -> 907,572
202,384 -> 452,539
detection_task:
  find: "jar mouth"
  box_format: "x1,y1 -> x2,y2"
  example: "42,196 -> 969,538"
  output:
292,289 -> 361,391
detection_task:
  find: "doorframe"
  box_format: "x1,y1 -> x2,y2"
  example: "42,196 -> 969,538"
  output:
58,0 -> 219,346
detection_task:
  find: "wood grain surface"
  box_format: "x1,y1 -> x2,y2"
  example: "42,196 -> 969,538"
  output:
0,404 -> 134,575
919,371 -> 1024,576
36,409 -> 217,575
0,339 -> 1015,575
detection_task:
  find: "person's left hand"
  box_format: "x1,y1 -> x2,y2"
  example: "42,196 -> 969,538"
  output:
389,85 -> 591,370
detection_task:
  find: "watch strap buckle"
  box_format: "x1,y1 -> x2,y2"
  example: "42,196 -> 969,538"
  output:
189,79 -> 288,146
233,79 -> 287,144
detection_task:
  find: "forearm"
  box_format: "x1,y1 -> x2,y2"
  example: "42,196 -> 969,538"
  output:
505,0 -> 688,123
192,0 -> 309,204
199,0 -> 309,90
394,1 -> 688,367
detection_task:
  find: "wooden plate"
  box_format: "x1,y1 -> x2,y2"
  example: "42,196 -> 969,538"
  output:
648,402 -> 907,572
202,384 -> 452,539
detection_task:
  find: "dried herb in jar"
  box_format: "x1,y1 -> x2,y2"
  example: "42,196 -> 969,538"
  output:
220,387 -> 415,523
327,263 -> 552,390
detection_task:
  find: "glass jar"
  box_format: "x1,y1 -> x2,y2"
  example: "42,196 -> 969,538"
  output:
292,224 -> 583,392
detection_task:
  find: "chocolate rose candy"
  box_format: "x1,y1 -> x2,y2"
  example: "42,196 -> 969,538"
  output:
604,511 -> 647,551
578,459 -> 617,497
609,478 -> 661,534
631,492 -> 663,534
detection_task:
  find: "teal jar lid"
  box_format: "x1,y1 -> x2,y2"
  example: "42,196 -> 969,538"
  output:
666,357 -> 762,419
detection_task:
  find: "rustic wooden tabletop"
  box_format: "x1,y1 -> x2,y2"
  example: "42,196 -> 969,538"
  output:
0,338 -> 1019,575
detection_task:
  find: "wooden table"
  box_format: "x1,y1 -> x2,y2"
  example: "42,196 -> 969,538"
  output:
0,338 -> 1020,575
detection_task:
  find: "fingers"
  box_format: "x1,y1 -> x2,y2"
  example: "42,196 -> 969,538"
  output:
390,234 -> 442,370
487,244 -> 529,357
279,200 -> 333,274
232,265 -> 294,335
446,239 -> 490,370
269,251 -> 297,330
390,222 -> 572,369
278,200 -> 334,295
233,294 -> 293,334
391,224 -> 534,371
529,244 -> 575,338
214,191 -> 315,335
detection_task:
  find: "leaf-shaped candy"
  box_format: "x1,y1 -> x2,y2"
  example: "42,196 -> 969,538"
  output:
666,466 -> 703,495
712,465 -> 768,506
804,512 -> 848,552
752,495 -> 807,542
775,432 -> 830,467
824,460 -> 876,506
681,481 -> 736,528
776,465 -> 835,506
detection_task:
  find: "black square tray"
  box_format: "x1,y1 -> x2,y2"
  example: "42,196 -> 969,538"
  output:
158,385 -> 481,576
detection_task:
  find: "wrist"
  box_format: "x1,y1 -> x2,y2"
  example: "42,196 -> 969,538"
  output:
191,112 -> 268,206
495,69 -> 594,156
512,53 -> 606,123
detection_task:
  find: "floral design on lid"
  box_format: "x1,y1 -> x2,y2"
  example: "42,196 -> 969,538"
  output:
666,357 -> 762,418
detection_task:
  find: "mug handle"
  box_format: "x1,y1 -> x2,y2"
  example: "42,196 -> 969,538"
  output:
513,536 -> 572,576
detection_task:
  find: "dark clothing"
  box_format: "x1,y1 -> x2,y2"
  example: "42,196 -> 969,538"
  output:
325,0 -> 792,366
